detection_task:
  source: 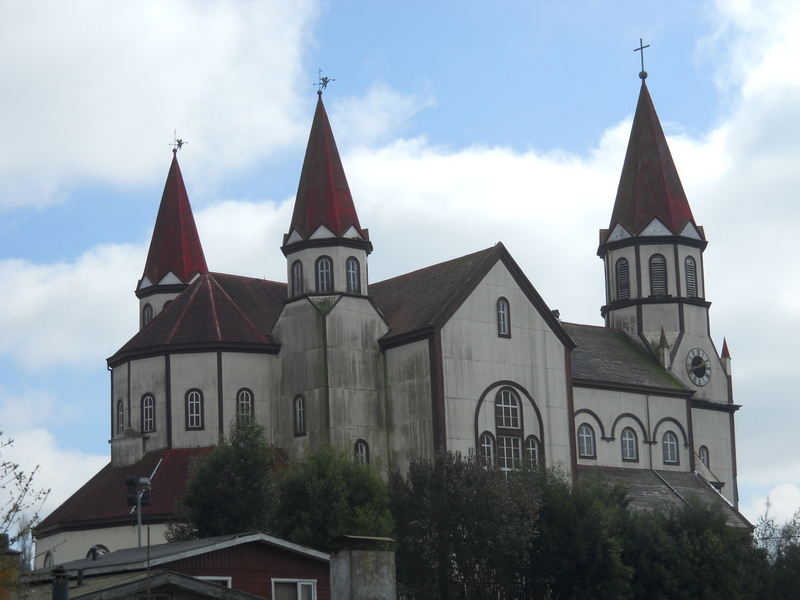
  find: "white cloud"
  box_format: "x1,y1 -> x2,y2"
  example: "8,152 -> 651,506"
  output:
0,0 -> 319,209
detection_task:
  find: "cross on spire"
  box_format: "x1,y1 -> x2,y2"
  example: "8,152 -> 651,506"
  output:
315,68 -> 335,95
634,38 -> 650,80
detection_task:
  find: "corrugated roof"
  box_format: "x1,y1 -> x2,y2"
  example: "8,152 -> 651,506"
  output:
110,273 -> 285,365
577,465 -> 750,528
605,80 -> 699,240
287,93 -> 368,242
140,151 -> 208,287
562,322 -> 690,394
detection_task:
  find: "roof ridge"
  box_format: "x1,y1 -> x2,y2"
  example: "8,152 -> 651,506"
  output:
206,273 -> 272,344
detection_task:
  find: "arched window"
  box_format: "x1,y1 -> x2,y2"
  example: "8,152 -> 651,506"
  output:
616,258 -> 630,300
292,260 -> 304,297
354,439 -> 369,465
116,400 -> 124,434
578,423 -> 596,458
141,394 -> 155,433
142,303 -> 154,327
621,427 -> 638,462
43,552 -> 54,567
316,256 -> 333,293
236,389 -> 253,422
699,445 -> 710,467
346,257 -> 360,294
525,435 -> 540,466
649,254 -> 668,296
685,256 -> 698,298
495,388 -> 522,470
186,389 -> 204,430
497,297 -> 510,337
663,431 -> 679,464
294,396 -> 306,435
86,545 -> 109,559
479,432 -> 496,466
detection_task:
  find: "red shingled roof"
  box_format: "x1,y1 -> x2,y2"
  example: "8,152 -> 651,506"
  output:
606,80 -> 698,239
36,448 -> 212,536
287,93 -> 368,241
140,152 -> 208,288
110,273 -> 285,365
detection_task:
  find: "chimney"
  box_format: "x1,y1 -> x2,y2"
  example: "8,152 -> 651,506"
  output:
330,536 -> 396,600
52,567 -> 69,600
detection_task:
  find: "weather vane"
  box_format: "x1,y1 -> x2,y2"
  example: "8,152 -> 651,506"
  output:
315,68 -> 335,94
170,129 -> 187,152
634,38 -> 650,80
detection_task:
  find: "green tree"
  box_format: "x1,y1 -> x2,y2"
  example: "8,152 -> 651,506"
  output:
755,503 -> 800,599
270,445 -> 393,552
167,418 -> 276,541
389,451 -> 540,600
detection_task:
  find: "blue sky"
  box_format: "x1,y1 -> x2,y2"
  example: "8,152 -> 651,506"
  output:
1,0 -> 799,527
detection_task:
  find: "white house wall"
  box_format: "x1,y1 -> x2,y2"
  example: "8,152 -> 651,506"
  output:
169,352 -> 220,448
440,262 -> 571,468
36,523 -> 169,567
384,339 -> 434,472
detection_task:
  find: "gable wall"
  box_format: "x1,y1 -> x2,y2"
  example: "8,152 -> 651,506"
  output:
440,262 -> 571,467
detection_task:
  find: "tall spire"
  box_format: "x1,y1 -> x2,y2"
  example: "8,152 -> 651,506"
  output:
285,92 -> 369,245
138,151 -> 208,292
603,80 -> 700,241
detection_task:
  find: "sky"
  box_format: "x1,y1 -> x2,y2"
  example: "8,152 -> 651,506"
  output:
1,0 -> 799,529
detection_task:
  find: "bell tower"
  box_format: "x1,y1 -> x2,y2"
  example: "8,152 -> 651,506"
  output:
597,74 -> 729,404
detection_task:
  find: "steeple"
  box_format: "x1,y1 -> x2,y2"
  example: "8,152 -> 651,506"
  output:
282,92 -> 371,299
136,150 -> 208,328
601,80 -> 703,243
283,92 -> 370,247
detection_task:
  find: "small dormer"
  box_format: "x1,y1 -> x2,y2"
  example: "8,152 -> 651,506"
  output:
282,92 -> 372,300
136,150 -> 208,329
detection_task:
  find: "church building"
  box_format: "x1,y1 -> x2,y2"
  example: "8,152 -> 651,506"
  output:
35,73 -> 747,567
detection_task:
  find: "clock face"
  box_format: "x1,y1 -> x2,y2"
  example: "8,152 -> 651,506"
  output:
685,347 -> 711,386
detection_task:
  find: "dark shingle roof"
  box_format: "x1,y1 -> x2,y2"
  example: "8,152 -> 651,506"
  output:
36,448 -> 212,536
370,247 -> 497,341
562,322 -> 690,394
110,273 -> 286,365
577,465 -> 751,528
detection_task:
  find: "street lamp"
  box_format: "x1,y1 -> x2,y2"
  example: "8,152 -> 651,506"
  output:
125,476 -> 151,547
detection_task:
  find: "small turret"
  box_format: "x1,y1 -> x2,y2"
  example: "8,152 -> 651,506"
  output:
136,150 -> 208,329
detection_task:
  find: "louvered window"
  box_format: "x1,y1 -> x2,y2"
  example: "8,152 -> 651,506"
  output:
616,258 -> 630,300
649,254 -> 668,296
685,256 -> 697,298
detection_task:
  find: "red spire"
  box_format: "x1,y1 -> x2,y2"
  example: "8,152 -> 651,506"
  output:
721,338 -> 731,359
140,151 -> 208,288
287,93 -> 368,242
607,80 -> 698,238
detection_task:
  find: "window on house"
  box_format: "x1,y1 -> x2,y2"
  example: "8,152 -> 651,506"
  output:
495,388 -> 522,470
43,552 -> 54,567
479,432 -> 496,466
186,389 -> 204,430
699,445 -> 709,467
141,394 -> 155,433
292,261 -> 304,297
116,400 -> 124,434
273,580 -> 316,600
316,256 -> 333,293
663,431 -> 679,464
578,424 -> 596,458
354,439 -> 369,465
616,258 -> 630,300
346,257 -> 360,293
525,435 -> 540,466
142,303 -> 154,327
497,297 -> 510,337
236,389 -> 253,423
294,396 -> 306,435
685,256 -> 697,298
649,254 -> 668,296
621,427 -> 638,462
